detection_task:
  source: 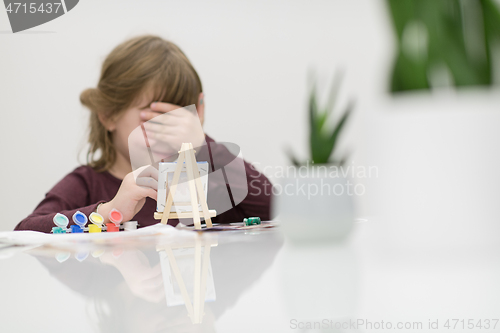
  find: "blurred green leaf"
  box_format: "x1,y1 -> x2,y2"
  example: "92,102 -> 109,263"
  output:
387,0 -> 500,92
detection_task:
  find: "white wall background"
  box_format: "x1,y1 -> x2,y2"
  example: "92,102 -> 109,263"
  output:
1,0 -> 499,251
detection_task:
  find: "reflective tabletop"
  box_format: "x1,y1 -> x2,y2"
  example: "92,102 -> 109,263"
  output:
1,220 -> 499,333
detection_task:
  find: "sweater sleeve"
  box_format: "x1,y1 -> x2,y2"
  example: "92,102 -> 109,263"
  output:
14,168 -> 106,233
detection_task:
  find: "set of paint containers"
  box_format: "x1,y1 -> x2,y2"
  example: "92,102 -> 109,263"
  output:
51,208 -> 138,234
54,247 -> 124,263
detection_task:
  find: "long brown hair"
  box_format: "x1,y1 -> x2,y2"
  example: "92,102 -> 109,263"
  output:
80,35 -> 202,171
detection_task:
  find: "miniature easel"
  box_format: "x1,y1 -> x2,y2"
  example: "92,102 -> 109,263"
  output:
153,143 -> 216,229
157,235 -> 218,324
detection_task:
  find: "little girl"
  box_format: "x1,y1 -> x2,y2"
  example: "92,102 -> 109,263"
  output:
15,35 -> 272,233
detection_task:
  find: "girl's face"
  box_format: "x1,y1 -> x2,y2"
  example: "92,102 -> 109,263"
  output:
101,92 -> 205,170
111,97 -> 148,168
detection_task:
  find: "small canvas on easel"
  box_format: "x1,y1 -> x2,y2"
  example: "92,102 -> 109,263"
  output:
157,162 -> 209,213
153,143 -> 216,229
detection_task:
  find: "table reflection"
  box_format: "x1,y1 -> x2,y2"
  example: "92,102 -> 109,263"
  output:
29,231 -> 283,332
157,235 -> 218,324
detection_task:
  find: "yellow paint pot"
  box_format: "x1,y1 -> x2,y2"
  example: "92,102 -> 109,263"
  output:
88,224 -> 101,233
89,212 -> 104,226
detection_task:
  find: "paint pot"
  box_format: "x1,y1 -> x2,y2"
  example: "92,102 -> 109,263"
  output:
106,223 -> 119,232
52,227 -> 66,234
72,211 -> 88,228
55,252 -> 70,263
75,251 -> 89,262
88,224 -> 101,233
108,208 -> 123,226
112,248 -> 124,258
91,249 -> 105,258
53,213 -> 69,229
70,225 -> 83,233
124,221 -> 138,231
89,212 -> 104,227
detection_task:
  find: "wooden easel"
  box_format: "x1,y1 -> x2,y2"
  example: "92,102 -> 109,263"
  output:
157,235 -> 218,324
153,143 -> 216,230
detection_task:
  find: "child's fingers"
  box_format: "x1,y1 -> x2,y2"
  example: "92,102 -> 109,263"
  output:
150,102 -> 182,112
139,187 -> 157,201
135,176 -> 158,190
139,102 -> 183,121
133,165 -> 159,181
140,110 -> 185,123
140,110 -> 162,122
140,105 -> 193,122
142,120 -> 177,134
144,130 -> 175,144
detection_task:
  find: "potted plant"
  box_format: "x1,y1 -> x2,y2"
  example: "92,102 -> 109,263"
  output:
274,74 -> 356,243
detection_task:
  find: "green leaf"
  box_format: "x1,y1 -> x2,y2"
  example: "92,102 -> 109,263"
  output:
325,101 -> 354,163
325,70 -> 344,116
387,0 -> 500,92
309,86 -> 323,163
285,147 -> 301,167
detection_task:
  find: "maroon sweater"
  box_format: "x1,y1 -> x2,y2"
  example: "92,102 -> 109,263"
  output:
15,135 -> 273,233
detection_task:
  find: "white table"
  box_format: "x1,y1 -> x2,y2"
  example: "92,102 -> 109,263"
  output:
0,221 -> 498,333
